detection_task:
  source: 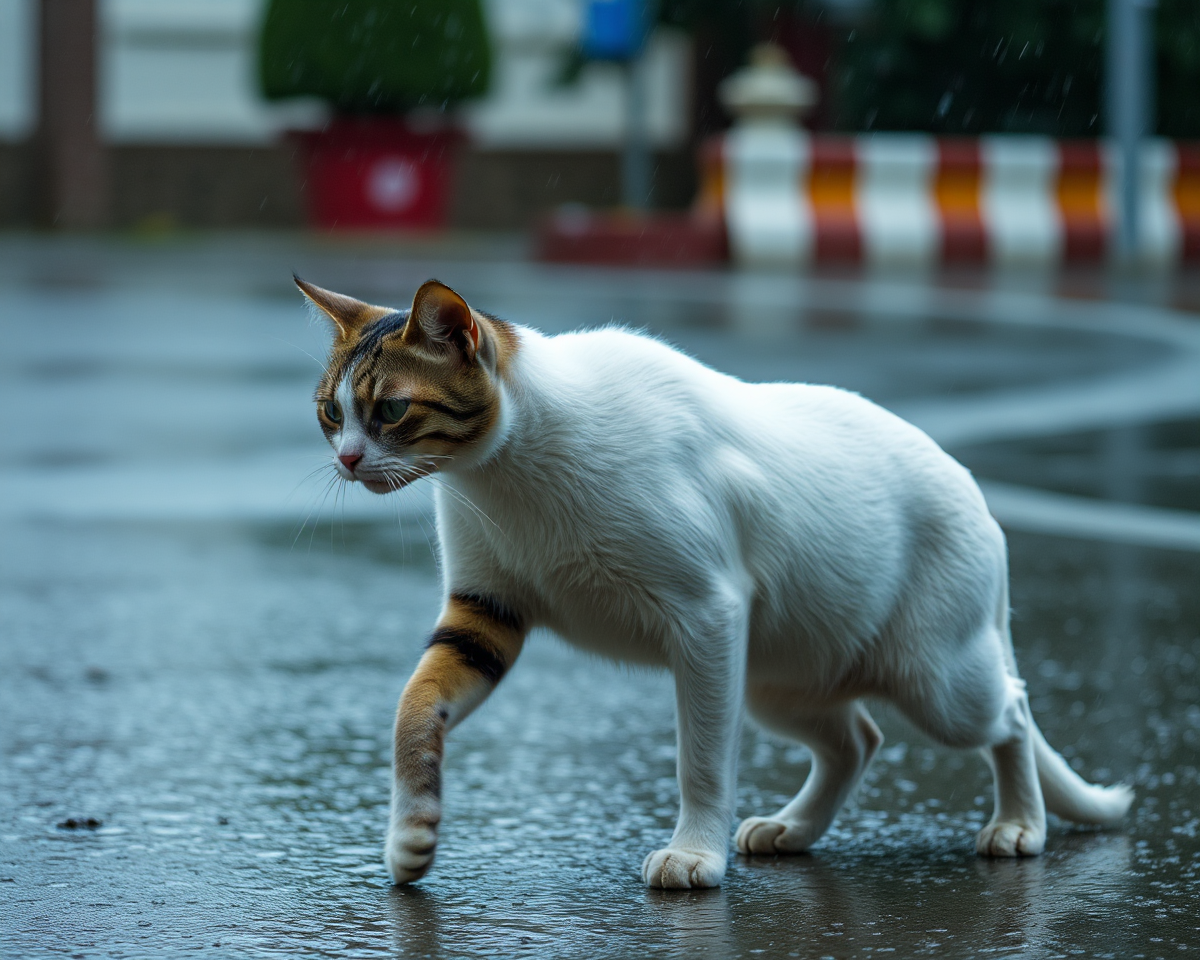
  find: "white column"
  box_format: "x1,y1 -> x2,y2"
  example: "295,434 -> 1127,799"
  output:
981,137 -> 1061,265
724,125 -> 810,268
857,134 -> 937,266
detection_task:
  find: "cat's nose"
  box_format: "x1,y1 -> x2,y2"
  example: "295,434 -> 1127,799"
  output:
338,453 -> 362,471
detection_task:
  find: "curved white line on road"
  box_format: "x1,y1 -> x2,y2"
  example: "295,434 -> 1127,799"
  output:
979,481 -> 1200,553
799,277 -> 1200,550
711,274 -> 1200,446
897,357 -> 1200,449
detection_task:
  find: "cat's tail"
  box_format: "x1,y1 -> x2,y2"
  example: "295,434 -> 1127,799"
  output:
1033,724 -> 1134,824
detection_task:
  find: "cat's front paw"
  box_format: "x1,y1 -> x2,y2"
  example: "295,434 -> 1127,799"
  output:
976,820 -> 1045,857
641,847 -> 726,889
735,816 -> 820,854
385,819 -> 439,884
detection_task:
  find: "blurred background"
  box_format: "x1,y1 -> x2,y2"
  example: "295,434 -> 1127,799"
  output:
2,3 -> 1200,958
0,0 -> 1197,247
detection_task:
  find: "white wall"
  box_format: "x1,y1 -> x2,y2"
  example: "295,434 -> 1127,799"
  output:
468,0 -> 689,148
101,0 -> 324,143
0,0 -> 689,148
0,0 -> 35,139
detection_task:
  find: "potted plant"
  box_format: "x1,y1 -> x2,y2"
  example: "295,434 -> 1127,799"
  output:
259,0 -> 491,229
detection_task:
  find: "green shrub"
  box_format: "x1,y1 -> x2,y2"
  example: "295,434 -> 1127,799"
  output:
259,0 -> 491,113
831,0 -> 1200,138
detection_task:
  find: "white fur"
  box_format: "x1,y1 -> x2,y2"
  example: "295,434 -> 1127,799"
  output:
404,324 -> 1133,887
331,377 -> 364,478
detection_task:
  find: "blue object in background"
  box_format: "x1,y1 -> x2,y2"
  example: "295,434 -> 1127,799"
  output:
582,0 -> 647,61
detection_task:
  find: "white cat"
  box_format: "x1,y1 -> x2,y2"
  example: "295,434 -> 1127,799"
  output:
299,276 -> 1133,889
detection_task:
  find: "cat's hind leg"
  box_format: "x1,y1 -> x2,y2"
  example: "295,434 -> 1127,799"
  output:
891,625 -> 1046,858
736,693 -> 882,855
975,673 -> 1046,856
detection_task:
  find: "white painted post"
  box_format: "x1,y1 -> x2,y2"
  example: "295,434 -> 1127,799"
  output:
718,45 -> 816,268
980,137 -> 1061,265
857,135 -> 938,266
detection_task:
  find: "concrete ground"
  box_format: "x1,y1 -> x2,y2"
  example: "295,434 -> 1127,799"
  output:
1,234 -> 1198,958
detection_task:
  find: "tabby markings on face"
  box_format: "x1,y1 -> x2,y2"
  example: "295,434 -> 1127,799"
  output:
301,278 -> 517,494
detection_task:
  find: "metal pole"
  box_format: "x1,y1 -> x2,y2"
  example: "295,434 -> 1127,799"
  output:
622,53 -> 651,210
1107,0 -> 1155,263
38,0 -> 107,227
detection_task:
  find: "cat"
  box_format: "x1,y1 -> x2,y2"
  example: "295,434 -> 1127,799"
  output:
297,275 -> 1133,889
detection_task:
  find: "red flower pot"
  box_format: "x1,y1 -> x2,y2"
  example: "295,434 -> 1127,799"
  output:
292,118 -> 461,230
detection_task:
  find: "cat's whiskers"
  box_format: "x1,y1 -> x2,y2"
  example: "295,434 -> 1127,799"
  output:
425,475 -> 506,537
378,464 -> 441,572
383,451 -> 505,536
310,471 -> 344,552
285,460 -> 341,506
334,474 -> 349,551
415,506 -> 441,577
384,471 -> 412,565
368,461 -> 461,568
292,468 -> 340,550
275,336 -> 332,378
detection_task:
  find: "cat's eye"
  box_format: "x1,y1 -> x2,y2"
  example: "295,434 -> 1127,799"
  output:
321,399 -> 342,425
378,398 -> 409,424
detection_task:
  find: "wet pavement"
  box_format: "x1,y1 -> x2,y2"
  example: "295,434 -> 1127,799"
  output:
2,235 -> 1198,958
957,418 -> 1200,513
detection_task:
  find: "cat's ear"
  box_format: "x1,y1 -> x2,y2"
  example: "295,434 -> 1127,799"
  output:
405,280 -> 480,361
293,275 -> 392,339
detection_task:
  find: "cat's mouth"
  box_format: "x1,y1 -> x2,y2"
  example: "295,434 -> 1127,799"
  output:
360,477 -> 404,494
356,473 -> 414,495
355,464 -> 437,495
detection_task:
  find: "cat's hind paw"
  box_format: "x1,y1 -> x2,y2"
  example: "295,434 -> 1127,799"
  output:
976,820 -> 1045,857
385,821 -> 439,884
642,847 -> 725,889
735,816 -> 819,855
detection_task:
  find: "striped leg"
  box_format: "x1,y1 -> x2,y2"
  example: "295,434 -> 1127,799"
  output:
386,593 -> 525,884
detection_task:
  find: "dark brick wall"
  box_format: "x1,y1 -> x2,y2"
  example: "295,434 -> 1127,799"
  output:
110,144 -> 306,228
0,142 -> 36,224
0,142 -> 697,230
449,149 -> 695,229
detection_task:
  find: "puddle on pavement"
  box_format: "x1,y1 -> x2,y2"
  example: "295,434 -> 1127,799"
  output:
1,518 -> 1196,958
956,417 -> 1200,513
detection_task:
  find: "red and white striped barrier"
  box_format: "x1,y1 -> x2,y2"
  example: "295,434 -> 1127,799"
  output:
697,134 -> 1200,266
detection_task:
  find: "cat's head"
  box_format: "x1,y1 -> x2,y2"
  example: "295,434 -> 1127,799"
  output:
299,277 -> 516,494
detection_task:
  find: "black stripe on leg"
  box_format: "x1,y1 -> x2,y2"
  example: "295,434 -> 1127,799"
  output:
412,756 -> 442,800
450,592 -> 524,633
426,627 -> 507,685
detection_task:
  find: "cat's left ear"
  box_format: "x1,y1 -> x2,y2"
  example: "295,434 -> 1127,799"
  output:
294,275 -> 392,339
405,280 -> 481,361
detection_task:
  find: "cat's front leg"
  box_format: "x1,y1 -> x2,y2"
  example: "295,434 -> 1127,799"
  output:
643,594 -> 748,890
386,593 -> 525,884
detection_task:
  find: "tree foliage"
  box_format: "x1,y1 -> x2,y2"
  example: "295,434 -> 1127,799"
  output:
658,0 -> 1200,137
831,0 -> 1200,137
1156,0 -> 1200,137
259,0 -> 491,113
